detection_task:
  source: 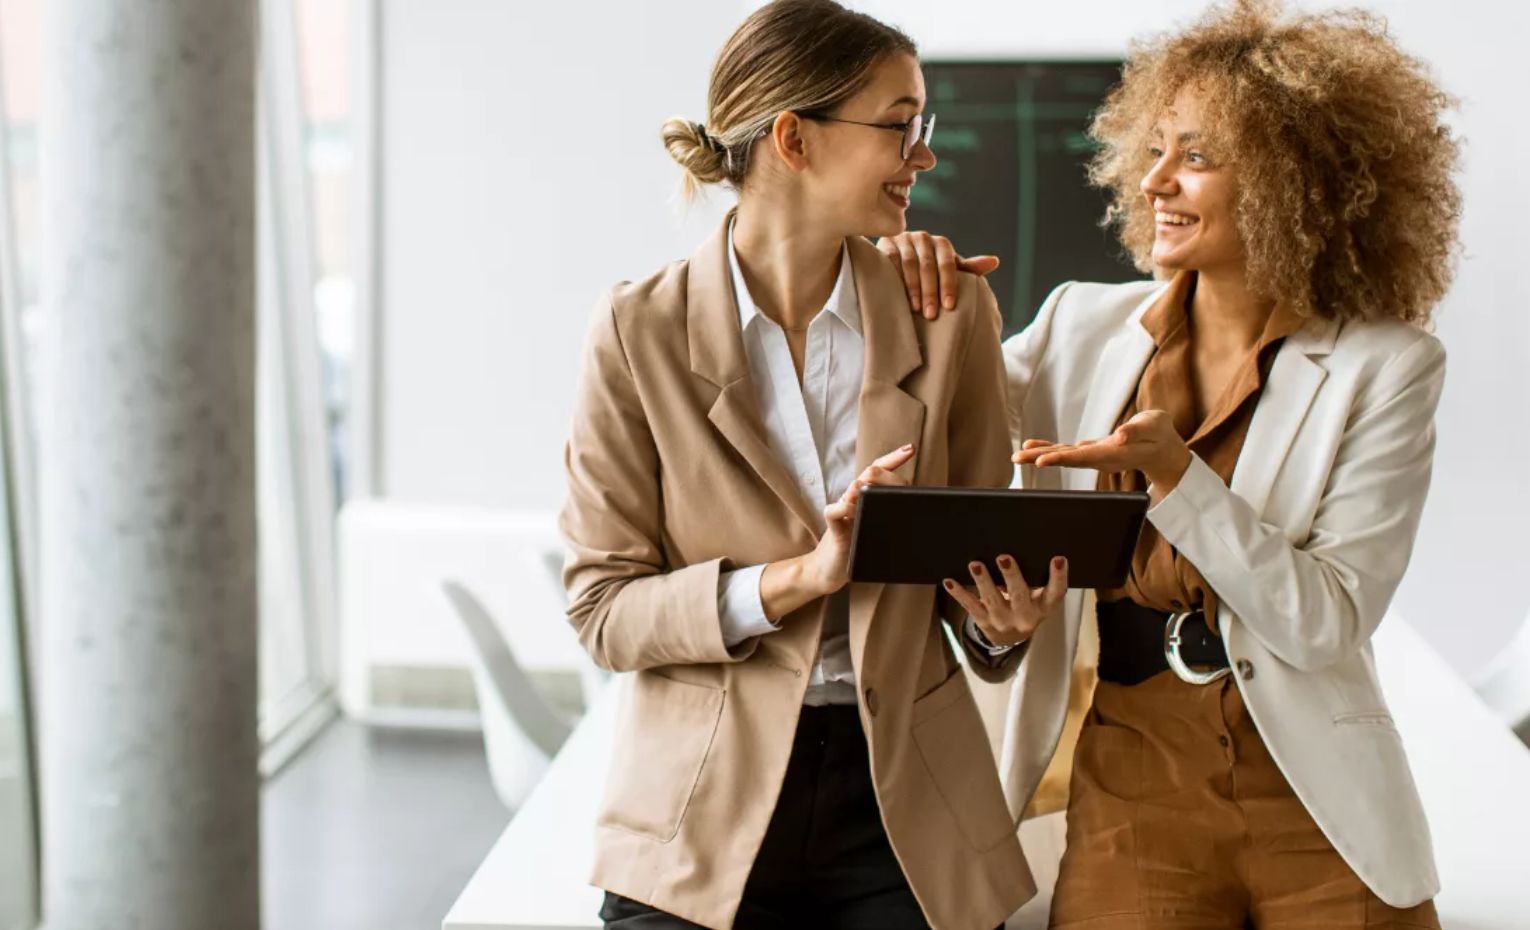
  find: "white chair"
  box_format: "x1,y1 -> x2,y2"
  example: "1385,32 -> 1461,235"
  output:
1475,610 -> 1530,742
442,579 -> 576,810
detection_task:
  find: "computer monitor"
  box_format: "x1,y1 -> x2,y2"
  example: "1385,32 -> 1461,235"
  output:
908,60 -> 1147,337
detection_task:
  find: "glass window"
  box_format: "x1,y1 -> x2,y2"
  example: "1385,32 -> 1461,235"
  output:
0,381 -> 36,930
0,0 -> 39,921
295,0 -> 354,504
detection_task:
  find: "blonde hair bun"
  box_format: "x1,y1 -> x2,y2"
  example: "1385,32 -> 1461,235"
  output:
661,117 -> 730,197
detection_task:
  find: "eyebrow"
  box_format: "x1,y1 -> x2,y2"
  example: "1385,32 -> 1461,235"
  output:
883,95 -> 922,112
1149,128 -> 1203,145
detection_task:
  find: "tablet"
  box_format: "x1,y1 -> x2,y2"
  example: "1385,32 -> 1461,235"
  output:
847,485 -> 1150,588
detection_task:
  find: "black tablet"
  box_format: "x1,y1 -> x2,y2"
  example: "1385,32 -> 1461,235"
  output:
847,486 -> 1150,588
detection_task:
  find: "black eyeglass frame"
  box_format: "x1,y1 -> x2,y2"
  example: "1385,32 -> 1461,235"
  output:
797,111 -> 936,161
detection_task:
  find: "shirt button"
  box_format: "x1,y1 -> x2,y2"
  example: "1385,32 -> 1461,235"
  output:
1218,735 -> 1230,748
1237,659 -> 1255,681
1170,599 -> 1185,611
864,688 -> 880,717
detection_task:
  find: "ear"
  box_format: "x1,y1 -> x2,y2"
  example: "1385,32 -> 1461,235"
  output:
769,111 -> 811,174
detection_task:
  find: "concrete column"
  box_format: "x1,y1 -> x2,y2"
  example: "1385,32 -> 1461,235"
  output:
37,1 -> 259,928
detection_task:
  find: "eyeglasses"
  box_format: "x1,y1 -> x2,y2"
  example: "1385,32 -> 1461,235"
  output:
798,111 -> 936,161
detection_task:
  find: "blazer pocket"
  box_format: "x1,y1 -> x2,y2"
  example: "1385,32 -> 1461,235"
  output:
1332,710 -> 1399,733
911,668 -> 1015,852
597,672 -> 726,843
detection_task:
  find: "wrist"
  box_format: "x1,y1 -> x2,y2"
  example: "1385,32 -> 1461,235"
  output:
1146,446 -> 1193,497
762,554 -> 836,620
975,621 -> 1028,649
799,550 -> 842,599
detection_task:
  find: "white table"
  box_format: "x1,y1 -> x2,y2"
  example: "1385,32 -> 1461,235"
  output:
444,619 -> 1530,930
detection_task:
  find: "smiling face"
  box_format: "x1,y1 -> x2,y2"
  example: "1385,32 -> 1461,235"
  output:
1139,88 -> 1244,276
798,53 -> 936,240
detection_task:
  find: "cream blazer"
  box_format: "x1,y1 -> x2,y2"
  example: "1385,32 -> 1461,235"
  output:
1000,280 -> 1446,908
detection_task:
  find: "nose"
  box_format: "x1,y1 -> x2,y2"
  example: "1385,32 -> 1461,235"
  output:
907,138 -> 936,172
1140,153 -> 1177,198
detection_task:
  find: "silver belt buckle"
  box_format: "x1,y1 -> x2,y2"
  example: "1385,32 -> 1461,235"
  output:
1164,611 -> 1231,685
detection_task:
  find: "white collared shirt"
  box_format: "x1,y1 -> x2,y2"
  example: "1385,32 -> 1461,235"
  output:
718,222 -> 862,705
716,223 -> 1010,706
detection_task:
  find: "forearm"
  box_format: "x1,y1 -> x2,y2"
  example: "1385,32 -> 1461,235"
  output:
760,554 -> 832,621
568,557 -> 751,672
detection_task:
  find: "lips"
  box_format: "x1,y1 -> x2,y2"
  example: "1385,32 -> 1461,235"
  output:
1155,210 -> 1198,226
882,181 -> 914,208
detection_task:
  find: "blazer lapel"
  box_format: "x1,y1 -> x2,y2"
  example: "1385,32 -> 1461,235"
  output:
687,214 -> 822,536
1069,288 -> 1162,491
848,237 -> 926,476
1227,315 -> 1338,516
844,238 -> 926,672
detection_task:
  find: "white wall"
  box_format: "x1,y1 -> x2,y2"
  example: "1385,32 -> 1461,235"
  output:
373,0 -> 1530,679
377,0 -> 746,511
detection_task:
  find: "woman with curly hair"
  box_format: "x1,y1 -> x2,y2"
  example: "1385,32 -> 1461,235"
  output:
880,1 -> 1459,925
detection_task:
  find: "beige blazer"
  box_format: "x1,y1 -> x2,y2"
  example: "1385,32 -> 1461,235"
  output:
560,216 -> 1031,930
1000,280 -> 1445,908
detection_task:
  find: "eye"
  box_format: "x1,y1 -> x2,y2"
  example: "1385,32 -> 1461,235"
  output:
1186,150 -> 1207,166
1148,145 -> 1165,159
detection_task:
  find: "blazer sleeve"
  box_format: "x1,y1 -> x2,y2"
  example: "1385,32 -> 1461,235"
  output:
1147,332 -> 1446,671
940,275 -> 1030,681
559,292 -> 757,672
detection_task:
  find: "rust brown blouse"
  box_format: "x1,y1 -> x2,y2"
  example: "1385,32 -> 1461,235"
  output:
1097,271 -> 1307,624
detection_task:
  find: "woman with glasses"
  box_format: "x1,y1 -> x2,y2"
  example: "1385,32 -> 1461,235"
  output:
559,1 -> 1065,928
879,2 -> 1459,926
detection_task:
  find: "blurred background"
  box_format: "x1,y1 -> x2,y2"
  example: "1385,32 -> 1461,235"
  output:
1,1 -> 1527,929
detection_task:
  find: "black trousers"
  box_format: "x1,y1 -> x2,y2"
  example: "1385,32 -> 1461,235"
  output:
600,704 -> 930,930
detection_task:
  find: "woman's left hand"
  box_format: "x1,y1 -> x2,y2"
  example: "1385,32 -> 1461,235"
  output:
943,554 -> 1068,648
1013,409 -> 1193,496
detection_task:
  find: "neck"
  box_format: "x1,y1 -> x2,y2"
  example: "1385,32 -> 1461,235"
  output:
731,200 -> 844,330
1185,263 -> 1275,349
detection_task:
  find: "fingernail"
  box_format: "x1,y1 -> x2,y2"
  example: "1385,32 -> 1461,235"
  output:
1053,557 -> 1066,570
943,295 -> 955,309
998,556 -> 1013,569
924,302 -> 935,314
943,579 -> 956,591
970,562 -> 984,575
901,443 -> 914,452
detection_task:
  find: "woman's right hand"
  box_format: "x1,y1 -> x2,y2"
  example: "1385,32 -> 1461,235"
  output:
760,445 -> 915,619
875,231 -> 999,320
807,444 -> 916,593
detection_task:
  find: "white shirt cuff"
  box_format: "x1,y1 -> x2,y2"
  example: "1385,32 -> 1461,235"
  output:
718,564 -> 778,647
964,615 -> 1018,656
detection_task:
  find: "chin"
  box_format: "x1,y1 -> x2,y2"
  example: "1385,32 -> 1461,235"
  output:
863,211 -> 907,240
1151,246 -> 1193,272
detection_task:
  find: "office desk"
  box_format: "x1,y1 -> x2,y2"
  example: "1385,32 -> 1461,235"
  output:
444,619 -> 1530,930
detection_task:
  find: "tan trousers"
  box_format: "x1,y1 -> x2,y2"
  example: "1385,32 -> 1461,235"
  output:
1049,672 -> 1440,930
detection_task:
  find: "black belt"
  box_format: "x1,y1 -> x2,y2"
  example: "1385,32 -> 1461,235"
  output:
1096,598 -> 1230,686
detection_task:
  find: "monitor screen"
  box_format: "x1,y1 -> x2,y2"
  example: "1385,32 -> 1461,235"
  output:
908,61 -> 1148,337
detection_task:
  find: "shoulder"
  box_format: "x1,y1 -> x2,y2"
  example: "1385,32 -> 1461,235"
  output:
581,257 -> 694,361
1332,317 -> 1443,363
1004,278 -> 1161,356
1045,279 -> 1162,331
604,258 -> 691,333
1327,317 -> 1445,402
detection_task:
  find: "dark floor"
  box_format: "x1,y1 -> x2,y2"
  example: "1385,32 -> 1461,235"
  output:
262,721 -> 510,930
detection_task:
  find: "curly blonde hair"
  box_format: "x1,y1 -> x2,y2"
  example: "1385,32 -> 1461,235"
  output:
1089,0 -> 1461,325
